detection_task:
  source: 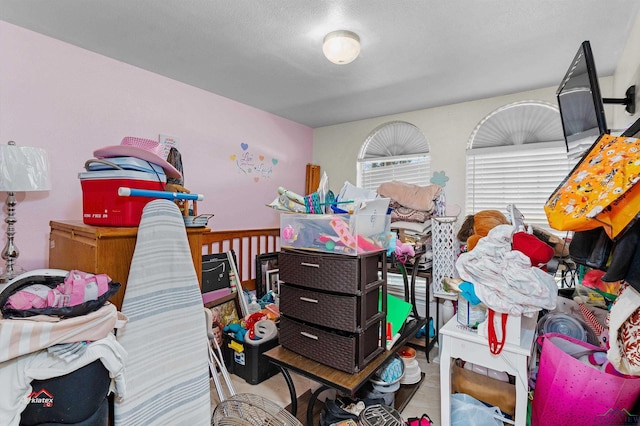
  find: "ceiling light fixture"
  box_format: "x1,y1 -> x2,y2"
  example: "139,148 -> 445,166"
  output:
323,30 -> 360,65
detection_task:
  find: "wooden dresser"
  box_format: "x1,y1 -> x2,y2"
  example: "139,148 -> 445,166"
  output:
48,220 -> 207,310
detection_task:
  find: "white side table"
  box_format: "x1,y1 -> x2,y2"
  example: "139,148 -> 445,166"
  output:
439,315 -> 536,426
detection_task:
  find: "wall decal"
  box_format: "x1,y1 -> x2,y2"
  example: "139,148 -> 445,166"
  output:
431,170 -> 449,187
230,142 -> 279,182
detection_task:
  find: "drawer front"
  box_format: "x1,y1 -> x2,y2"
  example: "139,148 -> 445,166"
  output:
279,249 -> 381,295
280,284 -> 383,333
279,316 -> 383,373
280,284 -> 358,332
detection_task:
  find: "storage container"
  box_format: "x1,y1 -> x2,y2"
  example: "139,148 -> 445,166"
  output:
222,332 -> 280,385
280,213 -> 391,255
451,361 -> 515,417
79,170 -> 166,226
457,297 -> 487,329
278,249 -> 383,295
279,316 -> 384,373
476,312 -> 537,346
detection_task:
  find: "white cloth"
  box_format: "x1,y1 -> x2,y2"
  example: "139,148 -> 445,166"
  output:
0,333 -> 126,426
455,224 -> 557,316
607,284 -> 640,375
0,302 -> 121,363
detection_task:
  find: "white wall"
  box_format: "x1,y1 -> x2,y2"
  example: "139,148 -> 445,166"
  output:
612,11 -> 640,130
312,86 -> 556,218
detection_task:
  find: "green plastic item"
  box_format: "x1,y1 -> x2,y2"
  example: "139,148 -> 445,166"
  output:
379,292 -> 413,337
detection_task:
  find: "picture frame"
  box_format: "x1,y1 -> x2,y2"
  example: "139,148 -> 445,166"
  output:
255,252 -> 279,298
201,250 -> 238,304
266,269 -> 280,295
205,292 -> 241,349
227,251 -> 250,318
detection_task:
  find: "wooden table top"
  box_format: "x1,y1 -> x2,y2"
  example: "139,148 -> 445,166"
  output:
264,318 -> 425,396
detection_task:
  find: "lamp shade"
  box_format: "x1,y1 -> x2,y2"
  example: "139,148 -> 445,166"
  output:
0,142 -> 51,192
323,30 -> 360,65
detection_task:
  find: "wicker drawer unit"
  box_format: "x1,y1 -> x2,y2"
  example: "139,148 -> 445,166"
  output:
278,249 -> 387,373
279,283 -> 384,333
278,249 -> 381,295
279,316 -> 384,373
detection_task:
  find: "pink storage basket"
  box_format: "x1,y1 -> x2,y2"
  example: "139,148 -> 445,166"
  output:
531,333 -> 640,426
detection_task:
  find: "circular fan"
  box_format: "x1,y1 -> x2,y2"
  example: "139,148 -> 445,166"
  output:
359,121 -> 429,160
212,393 -> 302,426
468,100 -> 564,149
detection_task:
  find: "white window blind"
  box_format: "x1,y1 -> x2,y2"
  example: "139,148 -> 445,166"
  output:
465,141 -> 570,231
357,121 -> 431,191
358,155 -> 431,191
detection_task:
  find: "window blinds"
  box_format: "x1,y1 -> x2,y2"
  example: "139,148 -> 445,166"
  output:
465,141 -> 569,231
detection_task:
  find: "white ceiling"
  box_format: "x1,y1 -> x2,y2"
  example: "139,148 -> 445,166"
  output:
2,1 -> 640,128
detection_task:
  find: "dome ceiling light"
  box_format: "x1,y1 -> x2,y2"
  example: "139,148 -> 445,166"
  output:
322,30 -> 361,65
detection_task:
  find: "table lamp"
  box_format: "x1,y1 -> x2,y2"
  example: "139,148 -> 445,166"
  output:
0,141 -> 51,282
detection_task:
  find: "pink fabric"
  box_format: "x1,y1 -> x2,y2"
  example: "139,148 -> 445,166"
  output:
5,271 -> 112,310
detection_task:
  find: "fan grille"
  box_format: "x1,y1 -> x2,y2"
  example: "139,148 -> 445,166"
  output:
212,393 -> 302,426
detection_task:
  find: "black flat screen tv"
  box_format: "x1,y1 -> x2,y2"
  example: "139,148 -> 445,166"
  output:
556,40 -> 609,158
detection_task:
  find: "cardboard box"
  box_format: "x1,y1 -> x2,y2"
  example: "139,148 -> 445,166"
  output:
451,361 -> 516,416
222,332 -> 279,385
79,170 -> 166,227
280,213 -> 391,255
476,312 -> 537,346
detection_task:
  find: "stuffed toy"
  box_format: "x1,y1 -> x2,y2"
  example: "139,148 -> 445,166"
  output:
456,210 -> 509,251
224,323 -> 247,342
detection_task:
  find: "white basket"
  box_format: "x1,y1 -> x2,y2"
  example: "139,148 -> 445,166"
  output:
431,216 -> 458,298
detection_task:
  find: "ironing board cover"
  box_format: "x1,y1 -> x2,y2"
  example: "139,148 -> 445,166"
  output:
114,200 -> 210,425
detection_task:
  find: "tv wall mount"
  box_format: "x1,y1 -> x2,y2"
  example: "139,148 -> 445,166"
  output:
603,85 -> 636,115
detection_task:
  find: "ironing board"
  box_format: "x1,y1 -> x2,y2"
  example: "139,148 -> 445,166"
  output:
114,199 -> 210,425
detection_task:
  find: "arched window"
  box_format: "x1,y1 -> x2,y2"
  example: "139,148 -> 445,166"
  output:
465,101 -> 570,231
357,121 -> 430,190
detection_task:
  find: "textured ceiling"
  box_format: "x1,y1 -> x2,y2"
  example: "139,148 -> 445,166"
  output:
2,1 -> 639,128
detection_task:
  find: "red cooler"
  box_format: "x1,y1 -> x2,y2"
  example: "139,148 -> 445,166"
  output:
79,170 -> 166,226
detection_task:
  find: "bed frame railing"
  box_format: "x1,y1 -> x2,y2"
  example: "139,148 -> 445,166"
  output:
201,228 -> 280,292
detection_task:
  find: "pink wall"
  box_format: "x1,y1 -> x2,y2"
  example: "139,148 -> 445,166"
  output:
0,21 -> 313,273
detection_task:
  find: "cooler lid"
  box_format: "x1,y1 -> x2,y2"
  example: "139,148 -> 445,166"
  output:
78,169 -> 167,183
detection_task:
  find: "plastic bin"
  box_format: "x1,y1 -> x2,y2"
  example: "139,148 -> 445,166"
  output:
222,332 -> 279,385
280,213 -> 391,255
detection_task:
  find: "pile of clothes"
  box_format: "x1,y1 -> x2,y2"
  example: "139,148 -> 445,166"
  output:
377,181 -> 446,269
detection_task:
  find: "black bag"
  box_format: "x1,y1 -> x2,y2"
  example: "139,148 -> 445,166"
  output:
569,227 -> 613,271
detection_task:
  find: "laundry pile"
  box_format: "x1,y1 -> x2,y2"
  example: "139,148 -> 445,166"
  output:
0,270 -> 126,426
377,181 -> 446,269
